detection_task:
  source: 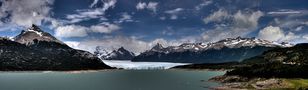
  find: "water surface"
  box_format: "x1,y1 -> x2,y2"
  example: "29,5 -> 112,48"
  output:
0,70 -> 225,90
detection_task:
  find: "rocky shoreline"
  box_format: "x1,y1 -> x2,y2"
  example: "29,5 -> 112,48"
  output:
209,75 -> 291,89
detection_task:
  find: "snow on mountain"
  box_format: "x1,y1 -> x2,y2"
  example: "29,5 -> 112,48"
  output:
147,36 -> 293,54
14,24 -> 64,45
94,46 -> 135,60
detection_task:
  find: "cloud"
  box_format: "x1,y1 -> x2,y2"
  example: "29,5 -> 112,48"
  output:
90,0 -> 99,8
258,26 -> 285,41
268,9 -> 301,15
70,36 -> 149,54
55,25 -> 88,38
66,9 -> 105,23
64,41 -> 81,49
0,0 -> 54,27
203,9 -> 230,24
136,2 -> 158,13
65,0 -> 116,23
55,22 -> 120,38
302,34 -> 308,40
90,22 -> 120,33
295,26 -> 304,31
165,8 -> 183,14
66,36 -> 183,54
269,9 -> 308,31
116,12 -> 133,23
136,2 -> 147,10
195,0 -> 213,10
202,9 -> 264,42
283,32 -> 300,41
164,8 -> 183,20
258,26 -> 301,42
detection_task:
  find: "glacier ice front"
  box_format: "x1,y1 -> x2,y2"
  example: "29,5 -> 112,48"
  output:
102,60 -> 189,69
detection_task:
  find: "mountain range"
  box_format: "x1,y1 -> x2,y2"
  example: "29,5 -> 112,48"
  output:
94,46 -> 135,60
132,37 -> 293,63
0,24 -> 113,71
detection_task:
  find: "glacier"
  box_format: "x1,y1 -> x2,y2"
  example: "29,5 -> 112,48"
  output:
102,60 -> 189,70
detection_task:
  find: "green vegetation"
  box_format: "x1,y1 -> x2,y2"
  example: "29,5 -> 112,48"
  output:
285,79 -> 308,89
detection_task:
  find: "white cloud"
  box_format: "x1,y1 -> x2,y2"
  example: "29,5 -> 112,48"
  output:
165,8 -> 183,20
202,9 -> 264,42
67,36 -> 184,54
282,32 -> 300,41
268,9 -> 301,15
136,2 -> 158,13
147,2 -> 158,12
165,8 -> 183,14
295,26 -> 304,31
72,36 -> 149,54
116,12 -> 133,23
65,0 -> 116,23
258,26 -> 285,41
64,41 -> 81,49
203,9 -> 230,24
302,34 -> 308,40
257,26 -> 301,42
136,2 -> 147,10
0,0 -> 54,27
159,16 -> 166,20
170,15 -> 178,20
195,0 -> 213,10
55,25 -> 88,38
90,0 -> 99,8
55,22 -> 120,38
90,22 -> 120,33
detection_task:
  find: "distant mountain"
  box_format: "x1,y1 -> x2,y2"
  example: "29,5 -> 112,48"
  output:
132,37 -> 293,63
94,46 -> 135,60
0,24 -> 113,71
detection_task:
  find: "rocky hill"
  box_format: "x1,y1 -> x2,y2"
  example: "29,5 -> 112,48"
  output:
0,24 -> 113,71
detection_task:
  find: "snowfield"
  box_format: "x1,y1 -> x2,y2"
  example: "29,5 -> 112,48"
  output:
102,60 -> 189,69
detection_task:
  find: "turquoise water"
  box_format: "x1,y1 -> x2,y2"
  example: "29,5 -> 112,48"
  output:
0,70 -> 225,90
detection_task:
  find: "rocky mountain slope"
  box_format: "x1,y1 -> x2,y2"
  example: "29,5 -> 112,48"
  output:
242,43 -> 308,64
132,37 -> 292,63
0,24 -> 113,71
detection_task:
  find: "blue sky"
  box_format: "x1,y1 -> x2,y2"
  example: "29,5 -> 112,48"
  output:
0,0 -> 307,53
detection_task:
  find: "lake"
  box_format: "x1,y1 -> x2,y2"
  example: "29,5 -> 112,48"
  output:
0,70 -> 225,90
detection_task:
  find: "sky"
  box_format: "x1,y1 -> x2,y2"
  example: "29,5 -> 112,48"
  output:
0,0 -> 307,54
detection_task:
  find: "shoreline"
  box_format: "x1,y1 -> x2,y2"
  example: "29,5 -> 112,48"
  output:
208,75 -> 308,89
0,68 -> 228,72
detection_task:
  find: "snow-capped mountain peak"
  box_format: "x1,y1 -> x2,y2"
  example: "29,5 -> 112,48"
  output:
94,46 -> 135,60
151,43 -> 164,51
208,36 -> 293,48
26,24 -> 44,37
146,37 -> 293,54
14,24 -> 64,45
